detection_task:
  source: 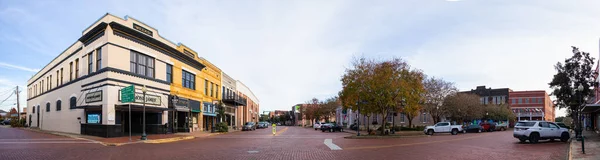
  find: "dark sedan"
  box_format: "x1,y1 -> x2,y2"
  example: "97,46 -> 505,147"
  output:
242,122 -> 256,131
321,123 -> 343,132
462,124 -> 482,133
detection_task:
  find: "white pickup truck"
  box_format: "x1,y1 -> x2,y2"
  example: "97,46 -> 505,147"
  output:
423,122 -> 463,135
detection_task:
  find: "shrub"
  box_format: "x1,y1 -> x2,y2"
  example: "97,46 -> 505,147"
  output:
10,119 -> 25,128
216,122 -> 228,132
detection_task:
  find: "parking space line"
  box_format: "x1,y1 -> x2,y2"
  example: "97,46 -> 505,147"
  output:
273,127 -> 288,136
324,139 -> 343,150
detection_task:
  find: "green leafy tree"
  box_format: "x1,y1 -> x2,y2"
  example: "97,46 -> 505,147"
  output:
444,93 -> 483,123
549,46 -> 598,132
340,57 -> 424,134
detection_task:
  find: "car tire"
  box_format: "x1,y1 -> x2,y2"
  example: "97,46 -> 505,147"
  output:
519,138 -> 527,143
463,130 -> 466,133
500,127 -> 506,131
315,128 -> 317,131
322,130 -> 325,132
341,129 -> 343,132
529,133 -> 540,144
329,129 -> 332,132
478,129 -> 482,133
451,129 -> 458,135
561,132 -> 570,142
427,129 -> 433,135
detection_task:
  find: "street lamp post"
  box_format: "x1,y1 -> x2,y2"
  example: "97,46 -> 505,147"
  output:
141,85 -> 147,140
577,84 -> 585,154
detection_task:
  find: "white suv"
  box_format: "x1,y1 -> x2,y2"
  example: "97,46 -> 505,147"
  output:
314,122 -> 324,130
513,121 -> 570,143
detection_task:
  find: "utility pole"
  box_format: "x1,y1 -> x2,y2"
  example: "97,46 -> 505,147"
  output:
16,86 -> 20,121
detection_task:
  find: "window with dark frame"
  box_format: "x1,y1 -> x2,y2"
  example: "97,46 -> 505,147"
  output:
60,68 -> 63,85
166,64 -> 172,83
56,100 -> 61,111
182,70 -> 195,90
130,51 -> 155,78
205,79 -> 208,95
70,97 -> 77,109
49,75 -> 52,89
56,70 -> 59,87
88,52 -> 93,74
46,103 -> 50,112
33,106 -> 35,113
69,62 -> 73,81
75,58 -> 79,78
96,48 -> 102,71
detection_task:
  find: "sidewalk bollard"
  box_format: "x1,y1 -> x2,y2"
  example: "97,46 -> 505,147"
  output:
582,135 -> 585,154
272,124 -> 276,135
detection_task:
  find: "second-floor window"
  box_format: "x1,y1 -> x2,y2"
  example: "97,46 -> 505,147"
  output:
204,80 -> 208,95
130,51 -> 155,78
182,70 -> 195,89
75,58 -> 79,78
60,68 -> 63,85
96,48 -> 102,71
88,52 -> 93,74
69,62 -> 73,81
166,64 -> 172,83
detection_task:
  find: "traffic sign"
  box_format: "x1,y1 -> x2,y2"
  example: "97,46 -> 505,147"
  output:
121,85 -> 135,103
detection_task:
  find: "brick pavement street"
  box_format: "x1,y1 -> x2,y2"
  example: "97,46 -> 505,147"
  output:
0,126 -> 569,160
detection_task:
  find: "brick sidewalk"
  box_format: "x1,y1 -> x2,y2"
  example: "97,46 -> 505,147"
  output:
571,130 -> 600,160
20,128 -> 194,146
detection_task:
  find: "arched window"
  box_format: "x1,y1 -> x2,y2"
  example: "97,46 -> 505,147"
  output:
32,106 -> 35,113
46,103 -> 50,112
70,97 -> 77,109
56,100 -> 62,111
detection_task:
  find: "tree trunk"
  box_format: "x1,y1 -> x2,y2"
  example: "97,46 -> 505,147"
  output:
381,113 -> 388,135
407,114 -> 413,128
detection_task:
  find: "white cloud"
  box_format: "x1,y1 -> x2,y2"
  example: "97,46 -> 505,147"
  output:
0,62 -> 39,72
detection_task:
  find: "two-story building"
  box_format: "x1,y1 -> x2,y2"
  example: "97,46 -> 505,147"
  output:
26,14 -> 206,137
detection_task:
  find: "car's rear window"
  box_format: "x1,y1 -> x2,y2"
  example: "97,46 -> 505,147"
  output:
516,122 -> 536,127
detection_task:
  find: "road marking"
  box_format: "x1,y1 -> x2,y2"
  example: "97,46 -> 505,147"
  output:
344,134 -> 486,150
247,150 -> 259,154
273,127 -> 288,136
324,139 -> 343,150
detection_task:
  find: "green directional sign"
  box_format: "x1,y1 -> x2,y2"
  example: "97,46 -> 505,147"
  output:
121,85 -> 135,103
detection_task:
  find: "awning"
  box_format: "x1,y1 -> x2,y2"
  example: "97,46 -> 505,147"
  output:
74,105 -> 102,110
583,104 -> 600,113
115,104 -> 172,112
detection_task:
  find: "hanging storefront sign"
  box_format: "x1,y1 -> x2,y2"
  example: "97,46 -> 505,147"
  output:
134,93 -> 161,105
85,91 -> 102,103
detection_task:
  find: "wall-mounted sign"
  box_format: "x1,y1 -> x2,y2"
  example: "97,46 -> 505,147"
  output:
85,91 -> 102,103
134,93 -> 161,105
133,23 -> 153,36
87,114 -> 100,124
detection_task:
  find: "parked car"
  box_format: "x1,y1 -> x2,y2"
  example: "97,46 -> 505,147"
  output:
424,122 -> 464,135
462,124 -> 483,133
479,121 -> 496,132
321,123 -> 344,132
242,122 -> 257,131
1,119 -> 10,125
257,122 -> 268,129
314,122 -> 325,130
555,122 -> 570,129
494,123 -> 508,131
513,121 -> 570,143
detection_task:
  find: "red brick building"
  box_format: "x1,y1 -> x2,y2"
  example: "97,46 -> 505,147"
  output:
509,90 -> 555,122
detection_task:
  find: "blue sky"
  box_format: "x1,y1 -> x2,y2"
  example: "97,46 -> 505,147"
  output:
2,0 -> 600,117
